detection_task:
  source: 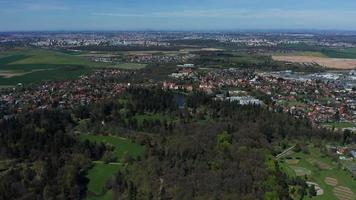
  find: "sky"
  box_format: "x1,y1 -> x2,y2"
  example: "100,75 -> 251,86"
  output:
0,0 -> 356,31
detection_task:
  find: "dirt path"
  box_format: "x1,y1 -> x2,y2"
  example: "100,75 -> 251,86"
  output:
276,145 -> 296,160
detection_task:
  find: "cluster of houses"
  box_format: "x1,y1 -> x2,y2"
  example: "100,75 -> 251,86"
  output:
254,73 -> 356,130
0,70 -> 131,118
165,66 -> 356,131
125,54 -> 194,64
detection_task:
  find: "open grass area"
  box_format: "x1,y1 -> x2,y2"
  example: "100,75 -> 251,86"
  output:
112,63 -> 147,70
279,145 -> 356,200
322,122 -> 355,129
86,163 -> 123,195
80,134 -> 144,200
0,49 -> 109,86
80,134 -> 144,161
87,190 -> 113,200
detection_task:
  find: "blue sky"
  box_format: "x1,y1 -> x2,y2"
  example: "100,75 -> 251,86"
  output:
0,0 -> 356,31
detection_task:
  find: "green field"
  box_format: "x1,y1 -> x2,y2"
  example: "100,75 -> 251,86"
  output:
80,134 -> 144,200
80,134 -> 144,160
321,48 -> 356,59
279,145 -> 356,200
322,122 -> 355,129
274,51 -> 327,57
0,49 -> 108,86
86,163 -> 122,195
113,63 -> 147,70
274,48 -> 356,59
0,49 -> 151,86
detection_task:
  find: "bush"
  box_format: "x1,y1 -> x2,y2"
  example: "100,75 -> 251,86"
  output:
102,151 -> 117,163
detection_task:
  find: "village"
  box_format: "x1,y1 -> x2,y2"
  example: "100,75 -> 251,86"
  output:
163,65 -> 356,132
0,70 -> 131,118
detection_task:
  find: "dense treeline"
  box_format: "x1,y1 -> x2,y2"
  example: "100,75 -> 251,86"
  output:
1,87 -> 351,200
0,110 -> 105,200
77,88 -> 348,199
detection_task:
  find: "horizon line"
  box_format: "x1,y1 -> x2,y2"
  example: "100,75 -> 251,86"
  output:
2,28 -> 356,33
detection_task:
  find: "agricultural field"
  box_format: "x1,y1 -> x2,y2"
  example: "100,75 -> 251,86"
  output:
0,49 -> 110,86
273,55 -> 356,69
322,48 -> 356,59
79,134 -> 144,200
272,48 -> 356,69
278,145 -> 356,200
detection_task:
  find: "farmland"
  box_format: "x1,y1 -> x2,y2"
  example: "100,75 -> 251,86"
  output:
79,134 -> 144,200
321,48 -> 356,59
278,145 -> 356,200
273,55 -> 356,69
0,49 -> 110,86
272,48 -> 356,69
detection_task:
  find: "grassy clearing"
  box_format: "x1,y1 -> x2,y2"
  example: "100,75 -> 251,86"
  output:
279,145 -> 356,200
80,134 -> 144,200
86,163 -> 122,195
80,134 -> 144,161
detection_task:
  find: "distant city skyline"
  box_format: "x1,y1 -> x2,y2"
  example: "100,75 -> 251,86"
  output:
1,0 -> 356,31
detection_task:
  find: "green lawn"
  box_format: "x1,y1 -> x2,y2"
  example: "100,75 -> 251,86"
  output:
80,134 -> 144,161
279,145 -> 356,200
87,190 -> 113,200
80,134 -> 144,200
86,163 -> 123,195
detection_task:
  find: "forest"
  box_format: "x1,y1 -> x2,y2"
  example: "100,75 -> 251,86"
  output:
0,87 -> 353,200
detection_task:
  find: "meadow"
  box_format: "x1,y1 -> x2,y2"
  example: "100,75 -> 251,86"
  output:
79,134 -> 144,200
278,145 -> 356,200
